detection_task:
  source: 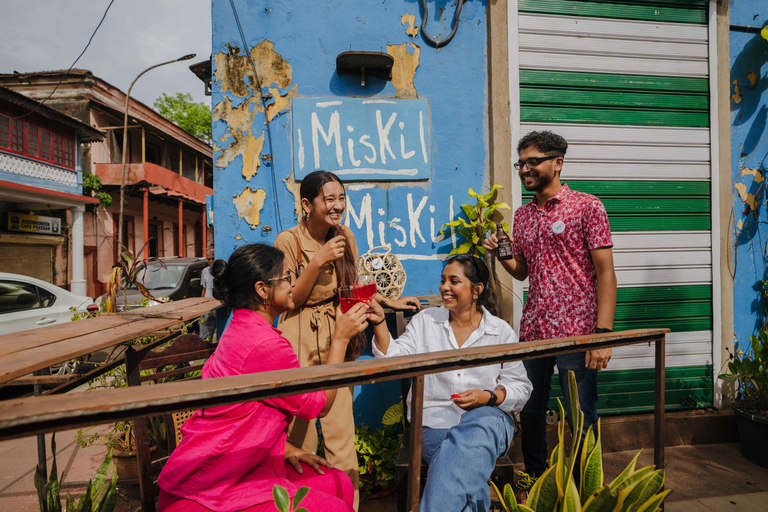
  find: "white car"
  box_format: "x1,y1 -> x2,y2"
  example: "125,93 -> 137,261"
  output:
0,273 -> 97,376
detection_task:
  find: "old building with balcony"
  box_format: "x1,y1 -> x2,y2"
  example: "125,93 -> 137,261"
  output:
0,70 -> 213,297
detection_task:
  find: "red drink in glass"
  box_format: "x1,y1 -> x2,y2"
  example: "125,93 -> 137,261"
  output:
353,283 -> 377,302
340,296 -> 359,313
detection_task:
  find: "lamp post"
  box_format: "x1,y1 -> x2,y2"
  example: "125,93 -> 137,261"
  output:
117,53 -> 196,253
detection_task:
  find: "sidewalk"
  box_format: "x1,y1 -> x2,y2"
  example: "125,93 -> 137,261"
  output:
2,433 -> 767,511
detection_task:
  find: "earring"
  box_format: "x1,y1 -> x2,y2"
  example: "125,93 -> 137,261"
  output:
473,294 -> 478,299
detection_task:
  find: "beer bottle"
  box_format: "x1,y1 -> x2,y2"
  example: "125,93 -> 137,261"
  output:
496,223 -> 514,261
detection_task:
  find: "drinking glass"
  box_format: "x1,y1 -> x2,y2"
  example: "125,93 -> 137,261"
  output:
338,286 -> 360,313
354,274 -> 377,303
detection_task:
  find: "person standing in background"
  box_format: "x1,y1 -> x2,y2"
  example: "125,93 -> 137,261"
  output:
484,131 -> 617,504
200,245 -> 216,341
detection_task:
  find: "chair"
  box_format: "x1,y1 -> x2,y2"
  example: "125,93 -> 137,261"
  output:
389,311 -> 516,511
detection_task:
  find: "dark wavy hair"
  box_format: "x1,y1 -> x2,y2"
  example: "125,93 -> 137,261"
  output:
517,130 -> 568,157
211,243 -> 284,310
444,254 -> 498,317
299,170 -> 364,360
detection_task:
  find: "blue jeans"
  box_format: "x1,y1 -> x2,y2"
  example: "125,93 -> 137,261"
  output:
520,352 -> 598,477
420,407 -> 515,512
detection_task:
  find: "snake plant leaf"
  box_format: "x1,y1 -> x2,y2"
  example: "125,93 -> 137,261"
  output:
504,483 -> 518,512
91,448 -> 113,501
580,422 -> 602,502
527,465 -> 561,511
567,371 -> 584,482
616,468 -> 659,512
489,480 -> 511,512
34,465 -> 45,512
92,479 -> 111,511
78,480 -> 93,512
627,469 -> 666,512
101,465 -> 118,512
47,434 -> 61,512
608,451 -> 642,492
563,477 -> 583,512
632,489 -> 672,512
518,505 -> 536,512
65,491 -> 77,512
582,484 -> 619,512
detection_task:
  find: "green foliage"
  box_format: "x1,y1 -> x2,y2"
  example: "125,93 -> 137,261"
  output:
154,92 -> 212,144
719,330 -> 768,410
35,434 -> 117,512
272,484 -> 310,512
439,185 -> 510,256
355,403 -> 403,493
490,371 -> 671,512
82,174 -> 112,209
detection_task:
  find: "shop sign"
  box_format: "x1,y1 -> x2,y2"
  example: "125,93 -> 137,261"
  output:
7,212 -> 62,235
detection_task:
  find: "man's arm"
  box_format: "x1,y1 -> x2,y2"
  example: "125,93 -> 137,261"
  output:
483,234 -> 529,281
586,246 -> 617,371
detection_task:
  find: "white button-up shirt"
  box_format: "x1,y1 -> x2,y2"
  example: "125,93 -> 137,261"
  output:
372,306 -> 532,429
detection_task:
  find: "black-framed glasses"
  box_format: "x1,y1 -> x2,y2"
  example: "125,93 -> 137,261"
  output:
267,268 -> 297,285
513,154 -> 561,171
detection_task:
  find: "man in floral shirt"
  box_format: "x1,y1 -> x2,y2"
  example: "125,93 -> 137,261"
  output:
484,131 -> 616,502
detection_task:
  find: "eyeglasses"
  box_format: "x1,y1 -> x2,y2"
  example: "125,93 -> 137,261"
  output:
267,269 -> 297,285
206,258 -> 214,262
513,154 -> 561,171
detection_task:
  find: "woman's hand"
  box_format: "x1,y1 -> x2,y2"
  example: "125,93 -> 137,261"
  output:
367,297 -> 386,325
386,295 -> 422,311
285,441 -> 334,475
313,235 -> 347,267
451,390 -> 494,410
332,302 -> 368,344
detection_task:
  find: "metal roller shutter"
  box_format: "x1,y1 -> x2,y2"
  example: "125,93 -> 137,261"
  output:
511,0 -> 716,414
0,244 -> 54,283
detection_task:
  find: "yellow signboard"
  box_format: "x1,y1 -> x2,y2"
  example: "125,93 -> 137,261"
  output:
7,212 -> 62,235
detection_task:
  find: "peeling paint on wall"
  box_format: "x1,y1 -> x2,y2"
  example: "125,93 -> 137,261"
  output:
747,71 -> 758,89
283,172 -> 302,217
734,182 -> 759,212
233,187 -> 268,228
732,79 -> 743,104
267,85 -> 299,122
402,14 -> 419,39
387,43 -> 420,99
741,166 -> 764,183
214,41 -> 293,98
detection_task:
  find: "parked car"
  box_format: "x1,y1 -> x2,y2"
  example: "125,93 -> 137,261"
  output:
97,257 -> 207,311
0,273 -> 97,376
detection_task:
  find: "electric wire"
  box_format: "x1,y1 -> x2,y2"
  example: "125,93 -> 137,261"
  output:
8,0 -> 117,120
228,0 -> 283,232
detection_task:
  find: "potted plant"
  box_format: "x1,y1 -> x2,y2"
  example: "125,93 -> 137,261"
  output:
719,330 -> 768,468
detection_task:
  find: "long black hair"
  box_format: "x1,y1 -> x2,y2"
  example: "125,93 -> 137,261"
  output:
300,170 -> 364,360
211,243 -> 284,310
445,254 -> 498,316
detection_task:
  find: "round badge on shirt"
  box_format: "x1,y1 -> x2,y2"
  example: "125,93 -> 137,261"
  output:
552,220 -> 565,234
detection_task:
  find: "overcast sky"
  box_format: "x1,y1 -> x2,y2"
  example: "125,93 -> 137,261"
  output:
0,0 -> 212,108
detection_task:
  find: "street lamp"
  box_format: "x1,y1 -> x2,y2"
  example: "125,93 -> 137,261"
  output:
117,53 -> 197,252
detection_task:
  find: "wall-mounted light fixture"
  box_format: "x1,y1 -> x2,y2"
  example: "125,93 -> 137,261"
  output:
336,51 -> 394,87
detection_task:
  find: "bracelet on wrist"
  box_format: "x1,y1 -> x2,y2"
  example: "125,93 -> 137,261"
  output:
372,318 -> 386,326
594,327 -> 613,334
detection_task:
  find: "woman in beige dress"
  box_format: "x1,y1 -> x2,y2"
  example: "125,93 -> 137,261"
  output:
274,170 -> 420,508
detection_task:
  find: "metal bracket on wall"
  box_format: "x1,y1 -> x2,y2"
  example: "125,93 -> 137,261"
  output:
730,24 -> 766,34
420,0 -> 466,49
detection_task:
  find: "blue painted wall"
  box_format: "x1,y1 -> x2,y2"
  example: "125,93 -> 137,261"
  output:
211,1 -> 489,426
731,1 -> 768,353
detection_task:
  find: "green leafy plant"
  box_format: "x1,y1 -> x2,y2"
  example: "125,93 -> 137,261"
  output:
105,240 -> 166,313
272,484 -> 310,512
719,330 -> 768,411
440,185 -> 510,257
35,434 -> 117,512
355,401 -> 405,493
490,371 -> 671,512
82,174 -> 112,209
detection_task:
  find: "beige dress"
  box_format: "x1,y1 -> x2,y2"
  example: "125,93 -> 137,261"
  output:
274,220 -> 360,508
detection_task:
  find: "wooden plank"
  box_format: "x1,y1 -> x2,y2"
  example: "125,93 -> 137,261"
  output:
0,298 -> 220,385
0,329 -> 668,441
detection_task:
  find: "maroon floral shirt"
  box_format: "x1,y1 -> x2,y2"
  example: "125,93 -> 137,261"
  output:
512,184 -> 612,341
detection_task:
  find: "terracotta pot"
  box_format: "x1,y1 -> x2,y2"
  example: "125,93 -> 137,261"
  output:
733,403 -> 768,469
113,446 -> 158,500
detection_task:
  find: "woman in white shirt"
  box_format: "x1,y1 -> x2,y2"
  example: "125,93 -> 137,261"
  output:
368,254 -> 532,512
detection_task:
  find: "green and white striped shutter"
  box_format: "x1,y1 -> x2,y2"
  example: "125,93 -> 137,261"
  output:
508,0 -> 719,414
